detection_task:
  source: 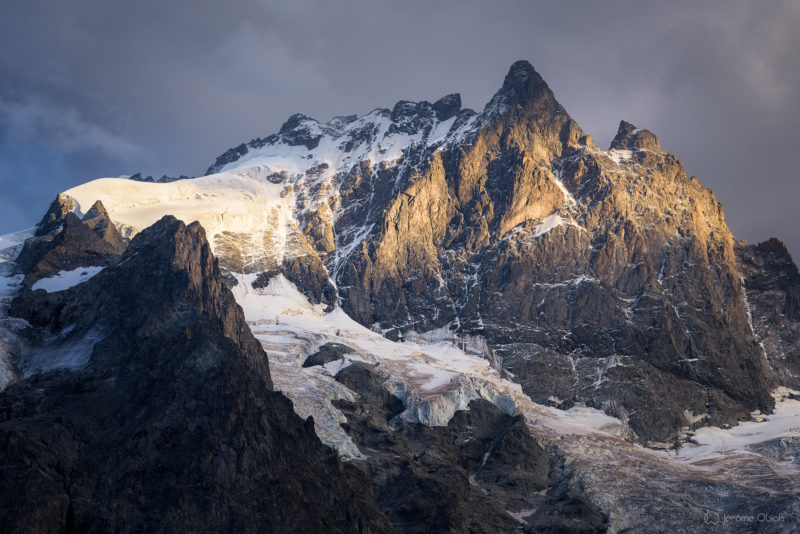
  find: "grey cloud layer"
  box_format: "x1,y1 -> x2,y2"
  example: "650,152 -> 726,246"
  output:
1,0 -> 798,256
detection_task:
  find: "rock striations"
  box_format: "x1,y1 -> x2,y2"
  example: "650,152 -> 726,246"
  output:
0,216 -> 392,533
202,59 -> 784,444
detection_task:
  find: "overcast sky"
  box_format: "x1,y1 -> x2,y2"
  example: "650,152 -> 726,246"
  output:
1,0 -> 798,256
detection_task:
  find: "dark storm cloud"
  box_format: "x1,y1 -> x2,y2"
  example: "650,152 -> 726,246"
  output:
1,0 -> 798,256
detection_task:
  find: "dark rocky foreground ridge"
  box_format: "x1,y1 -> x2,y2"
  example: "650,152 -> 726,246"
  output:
0,216 -> 394,533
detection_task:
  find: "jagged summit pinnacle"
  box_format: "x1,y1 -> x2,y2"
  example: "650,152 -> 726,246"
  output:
279,113 -> 315,134
499,60 -> 550,97
502,60 -> 539,87
483,59 -> 560,117
609,120 -> 661,151
206,59 -> 567,175
83,199 -> 110,220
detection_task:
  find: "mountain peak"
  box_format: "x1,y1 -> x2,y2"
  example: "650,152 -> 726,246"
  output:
277,113 -> 323,150
279,113 -> 317,134
498,60 -> 550,96
609,120 -> 661,151
83,199 -> 109,220
432,93 -> 461,121
503,59 -> 538,86
483,60 -> 559,118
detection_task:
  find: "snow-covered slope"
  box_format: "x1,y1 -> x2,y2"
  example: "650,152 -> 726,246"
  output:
59,100 -> 476,280
675,387 -> 800,464
64,174 -> 295,273
225,270 -> 800,532
233,271 -> 800,480
234,273 -> 639,453
65,174 -> 288,240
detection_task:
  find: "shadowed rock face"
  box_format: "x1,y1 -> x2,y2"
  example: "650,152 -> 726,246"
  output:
81,200 -> 127,252
1,216 -> 392,534
333,362 -> 608,533
16,211 -> 124,288
736,238 -> 800,389
34,193 -> 80,236
302,342 -> 355,368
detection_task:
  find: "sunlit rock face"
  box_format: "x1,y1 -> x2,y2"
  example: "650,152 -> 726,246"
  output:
11,61 -> 794,446
205,60 -> 781,444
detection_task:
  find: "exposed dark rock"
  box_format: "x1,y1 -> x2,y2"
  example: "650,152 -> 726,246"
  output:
334,362 -> 405,421
388,101 -> 434,135
16,213 -> 124,288
302,342 -> 355,368
278,113 -> 322,150
266,170 -> 290,183
609,120 -> 662,151
206,143 -> 249,175
81,200 -> 127,253
1,216 -> 393,533
384,328 -> 402,342
247,258 -> 336,309
333,363 -> 607,533
432,93 -> 461,121
736,238 -> 800,389
280,113 -> 313,134
81,200 -> 106,221
128,173 -> 193,183
220,269 -> 239,288
525,470 -> 610,534
739,238 -> 800,319
251,269 -> 278,289
281,254 -> 337,307
34,193 -> 79,236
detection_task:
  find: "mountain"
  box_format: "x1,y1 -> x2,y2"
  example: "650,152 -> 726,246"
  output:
1,60 -> 799,532
1,214 -> 393,533
199,59 -> 785,445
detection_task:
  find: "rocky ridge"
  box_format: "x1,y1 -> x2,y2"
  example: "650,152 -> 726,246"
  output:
0,215 -> 393,533
200,60 -> 788,444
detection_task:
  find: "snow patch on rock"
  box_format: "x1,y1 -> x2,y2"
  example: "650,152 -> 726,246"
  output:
31,266 -> 105,293
605,149 -> 632,164
674,387 -> 800,464
65,174 -> 294,272
227,272 -> 636,457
